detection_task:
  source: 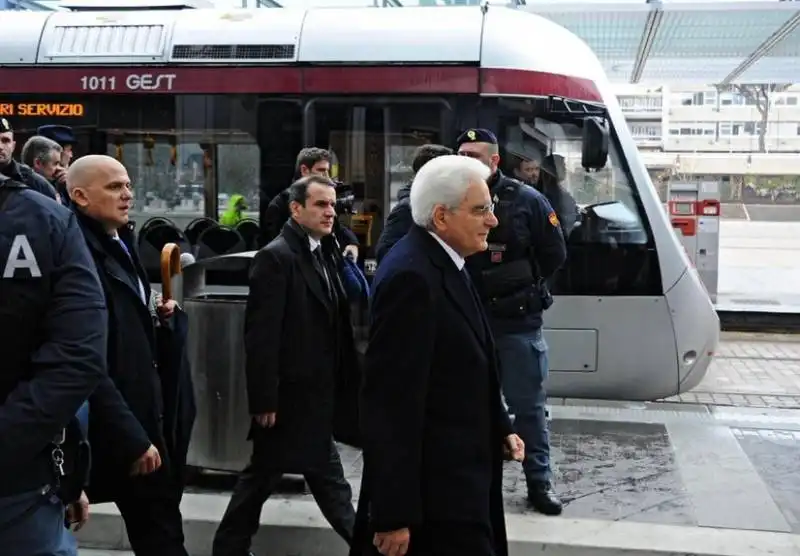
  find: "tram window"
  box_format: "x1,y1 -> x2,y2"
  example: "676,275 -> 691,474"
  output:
496,98 -> 661,296
309,100 -> 450,260
91,94 -> 260,232
216,143 -> 260,222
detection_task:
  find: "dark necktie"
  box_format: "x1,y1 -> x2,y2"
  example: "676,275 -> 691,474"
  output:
461,267 -> 488,338
117,237 -> 132,259
313,247 -> 333,299
116,238 -> 146,304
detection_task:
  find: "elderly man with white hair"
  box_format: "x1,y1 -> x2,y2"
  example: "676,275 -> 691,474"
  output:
352,155 -> 524,556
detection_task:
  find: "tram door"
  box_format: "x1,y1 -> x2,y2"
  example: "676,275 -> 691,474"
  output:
305,99 -> 453,269
257,100 -> 304,239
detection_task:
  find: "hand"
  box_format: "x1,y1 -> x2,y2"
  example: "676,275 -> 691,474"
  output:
130,444 -> 161,476
53,167 -> 67,186
503,433 -> 525,462
156,297 -> 177,319
66,491 -> 90,531
373,528 -> 410,556
254,412 -> 276,428
343,244 -> 359,262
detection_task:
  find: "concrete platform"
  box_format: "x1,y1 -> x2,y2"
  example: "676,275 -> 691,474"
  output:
717,221 -> 800,314
76,401 -> 800,556
665,333 -> 800,409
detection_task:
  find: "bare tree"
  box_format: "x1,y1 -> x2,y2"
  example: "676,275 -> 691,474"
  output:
733,84 -> 792,152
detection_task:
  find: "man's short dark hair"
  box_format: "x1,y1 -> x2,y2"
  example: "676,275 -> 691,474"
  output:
295,147 -> 331,174
412,144 -> 453,173
288,175 -> 335,207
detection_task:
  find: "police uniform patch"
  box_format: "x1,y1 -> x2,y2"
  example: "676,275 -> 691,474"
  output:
548,211 -> 559,228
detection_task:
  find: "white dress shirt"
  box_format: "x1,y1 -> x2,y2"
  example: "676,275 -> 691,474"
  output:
428,231 -> 465,271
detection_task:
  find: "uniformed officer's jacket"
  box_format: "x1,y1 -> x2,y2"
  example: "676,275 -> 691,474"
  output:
0,160 -> 58,202
0,176 -> 107,497
466,171 -> 568,333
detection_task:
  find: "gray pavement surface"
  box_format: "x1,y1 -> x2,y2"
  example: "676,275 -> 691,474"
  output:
664,333 -> 800,408
76,336 -> 800,554
77,399 -> 800,556
717,220 -> 800,313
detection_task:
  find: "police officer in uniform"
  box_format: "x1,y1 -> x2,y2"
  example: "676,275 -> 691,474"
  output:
0,172 -> 108,554
0,119 -> 58,202
458,128 -> 567,515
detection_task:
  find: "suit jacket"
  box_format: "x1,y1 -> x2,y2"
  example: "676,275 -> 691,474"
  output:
355,225 -> 513,555
245,219 -> 360,472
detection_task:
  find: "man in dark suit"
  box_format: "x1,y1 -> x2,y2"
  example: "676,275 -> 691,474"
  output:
213,174 -> 357,556
355,155 -> 524,556
67,155 -> 190,556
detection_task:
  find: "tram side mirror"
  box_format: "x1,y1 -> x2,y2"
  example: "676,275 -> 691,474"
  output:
581,117 -> 609,170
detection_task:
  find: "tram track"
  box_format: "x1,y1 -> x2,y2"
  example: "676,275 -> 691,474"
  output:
718,310 -> 800,334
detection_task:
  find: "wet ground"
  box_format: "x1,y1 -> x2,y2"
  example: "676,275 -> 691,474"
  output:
185,334 -> 800,534
188,401 -> 800,535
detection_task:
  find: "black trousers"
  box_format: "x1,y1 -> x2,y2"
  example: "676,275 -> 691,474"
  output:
212,439 -> 355,556
114,467 -> 188,556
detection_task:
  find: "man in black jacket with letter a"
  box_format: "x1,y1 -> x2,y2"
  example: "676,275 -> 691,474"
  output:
0,172 -> 106,554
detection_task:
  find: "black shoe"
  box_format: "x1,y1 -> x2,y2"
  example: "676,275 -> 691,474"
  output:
527,481 -> 563,515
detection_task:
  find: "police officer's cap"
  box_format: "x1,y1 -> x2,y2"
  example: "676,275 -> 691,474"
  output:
37,125 -> 76,146
0,118 -> 12,133
456,128 -> 498,147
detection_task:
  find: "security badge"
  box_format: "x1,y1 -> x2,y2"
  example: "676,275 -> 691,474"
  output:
488,243 -> 505,263
548,211 -> 560,228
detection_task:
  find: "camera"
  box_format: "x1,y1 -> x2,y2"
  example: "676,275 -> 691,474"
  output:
333,180 -> 355,215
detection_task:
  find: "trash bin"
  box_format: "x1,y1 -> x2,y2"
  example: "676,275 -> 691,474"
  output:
181,252 -> 255,472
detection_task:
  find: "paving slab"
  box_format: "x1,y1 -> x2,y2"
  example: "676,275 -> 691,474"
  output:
77,403 -> 800,556
663,334 -> 800,409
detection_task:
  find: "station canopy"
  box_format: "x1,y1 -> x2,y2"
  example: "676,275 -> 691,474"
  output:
513,0 -> 800,85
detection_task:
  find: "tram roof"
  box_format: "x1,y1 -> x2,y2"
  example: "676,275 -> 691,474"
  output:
239,0 -> 800,85
13,0 -> 800,84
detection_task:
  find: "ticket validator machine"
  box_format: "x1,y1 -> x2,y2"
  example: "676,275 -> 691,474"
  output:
667,181 -> 721,303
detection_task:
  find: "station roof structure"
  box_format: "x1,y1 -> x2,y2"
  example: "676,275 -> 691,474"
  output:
515,1 -> 800,85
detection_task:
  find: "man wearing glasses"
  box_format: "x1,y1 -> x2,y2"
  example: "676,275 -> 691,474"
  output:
457,128 -> 567,516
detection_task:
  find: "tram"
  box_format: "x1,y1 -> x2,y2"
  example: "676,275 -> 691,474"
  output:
0,4 -> 719,402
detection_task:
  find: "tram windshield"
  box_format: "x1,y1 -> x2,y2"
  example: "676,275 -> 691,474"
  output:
494,97 -> 660,296
495,98 -> 649,246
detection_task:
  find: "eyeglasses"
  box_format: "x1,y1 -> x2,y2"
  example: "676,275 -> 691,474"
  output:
471,203 -> 495,216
